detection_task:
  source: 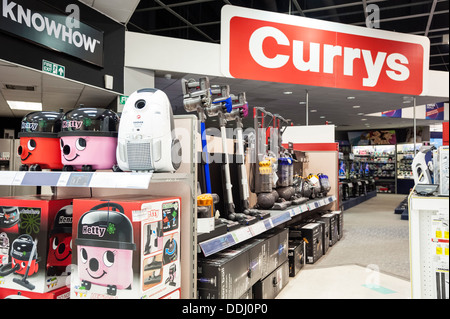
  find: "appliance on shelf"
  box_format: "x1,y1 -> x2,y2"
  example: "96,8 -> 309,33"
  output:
116,88 -> 182,173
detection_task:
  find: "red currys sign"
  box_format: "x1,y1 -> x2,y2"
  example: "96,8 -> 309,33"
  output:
221,6 -> 430,95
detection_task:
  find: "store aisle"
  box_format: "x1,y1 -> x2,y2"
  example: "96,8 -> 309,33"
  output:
277,193 -> 412,299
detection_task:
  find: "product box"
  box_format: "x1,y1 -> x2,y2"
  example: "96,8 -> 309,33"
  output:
314,217 -> 330,254
253,260 -> 289,299
319,213 -> 338,246
239,288 -> 253,299
160,288 -> 181,299
0,195 -> 73,293
288,240 -> 305,277
197,239 -> 263,299
0,286 -> 70,299
332,211 -> 344,240
257,228 -> 288,278
70,195 -> 181,299
290,223 -> 323,264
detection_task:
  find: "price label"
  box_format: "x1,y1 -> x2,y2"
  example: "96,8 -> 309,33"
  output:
11,172 -> 26,185
249,222 -> 267,236
57,172 -> 71,186
0,172 -> 17,185
232,227 -> 252,242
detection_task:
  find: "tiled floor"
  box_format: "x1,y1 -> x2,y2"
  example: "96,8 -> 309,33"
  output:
276,264 -> 411,299
277,193 -> 412,299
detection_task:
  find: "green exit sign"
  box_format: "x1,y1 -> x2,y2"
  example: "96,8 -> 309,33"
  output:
42,60 -> 65,77
119,95 -> 128,105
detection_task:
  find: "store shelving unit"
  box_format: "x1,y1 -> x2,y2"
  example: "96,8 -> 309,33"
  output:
198,195 -> 336,257
352,145 -> 396,193
396,143 -> 420,194
0,115 -> 199,299
409,195 -> 449,299
0,115 -> 340,299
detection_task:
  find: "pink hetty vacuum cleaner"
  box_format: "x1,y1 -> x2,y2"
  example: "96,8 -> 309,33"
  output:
59,108 -> 120,171
75,202 -> 136,296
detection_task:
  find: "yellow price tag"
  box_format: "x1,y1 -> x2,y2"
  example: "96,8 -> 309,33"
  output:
445,247 -> 449,256
445,231 -> 449,239
436,230 -> 443,238
436,247 -> 443,255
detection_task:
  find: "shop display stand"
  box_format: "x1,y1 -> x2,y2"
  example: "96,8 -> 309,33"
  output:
396,143 -> 420,194
409,195 -> 449,299
1,115 -> 339,299
0,115 -> 199,299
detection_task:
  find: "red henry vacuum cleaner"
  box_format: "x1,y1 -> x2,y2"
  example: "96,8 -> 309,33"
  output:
75,202 -> 136,296
0,234 -> 39,291
18,111 -> 64,171
0,206 -> 20,232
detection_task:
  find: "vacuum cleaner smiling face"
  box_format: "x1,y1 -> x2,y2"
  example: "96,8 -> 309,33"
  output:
78,245 -> 133,288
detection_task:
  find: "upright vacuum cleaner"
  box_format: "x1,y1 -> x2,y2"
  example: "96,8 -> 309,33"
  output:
250,107 -> 279,210
227,94 -> 270,220
272,114 -> 310,206
182,77 -> 212,194
203,85 -> 255,226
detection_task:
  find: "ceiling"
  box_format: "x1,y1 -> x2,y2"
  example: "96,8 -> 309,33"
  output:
0,0 -> 448,134
129,0 -> 449,72
0,60 -> 118,118
153,71 -> 447,131
129,0 -> 449,131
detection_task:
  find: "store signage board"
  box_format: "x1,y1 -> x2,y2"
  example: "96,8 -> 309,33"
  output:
42,59 -> 65,77
221,5 -> 429,95
0,0 -> 104,67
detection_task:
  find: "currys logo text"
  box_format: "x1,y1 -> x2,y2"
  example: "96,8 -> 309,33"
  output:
224,10 -> 428,95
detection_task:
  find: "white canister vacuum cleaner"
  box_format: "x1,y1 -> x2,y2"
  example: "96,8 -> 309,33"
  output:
116,89 -> 182,172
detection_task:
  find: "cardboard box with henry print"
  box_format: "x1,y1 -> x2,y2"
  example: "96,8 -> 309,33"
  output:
70,195 -> 181,299
0,195 -> 73,293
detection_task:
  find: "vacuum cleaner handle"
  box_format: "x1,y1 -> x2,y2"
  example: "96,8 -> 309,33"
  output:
0,262 -> 20,276
90,202 -> 125,214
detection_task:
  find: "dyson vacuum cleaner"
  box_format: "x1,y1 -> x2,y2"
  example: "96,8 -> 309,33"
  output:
272,113 -> 309,206
249,107 -> 279,210
182,77 -> 213,194
227,93 -> 270,220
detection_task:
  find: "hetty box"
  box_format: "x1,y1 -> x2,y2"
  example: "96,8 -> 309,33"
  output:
0,196 -> 73,293
70,195 -> 181,299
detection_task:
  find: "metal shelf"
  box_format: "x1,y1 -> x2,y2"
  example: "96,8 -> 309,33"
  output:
198,195 -> 336,257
